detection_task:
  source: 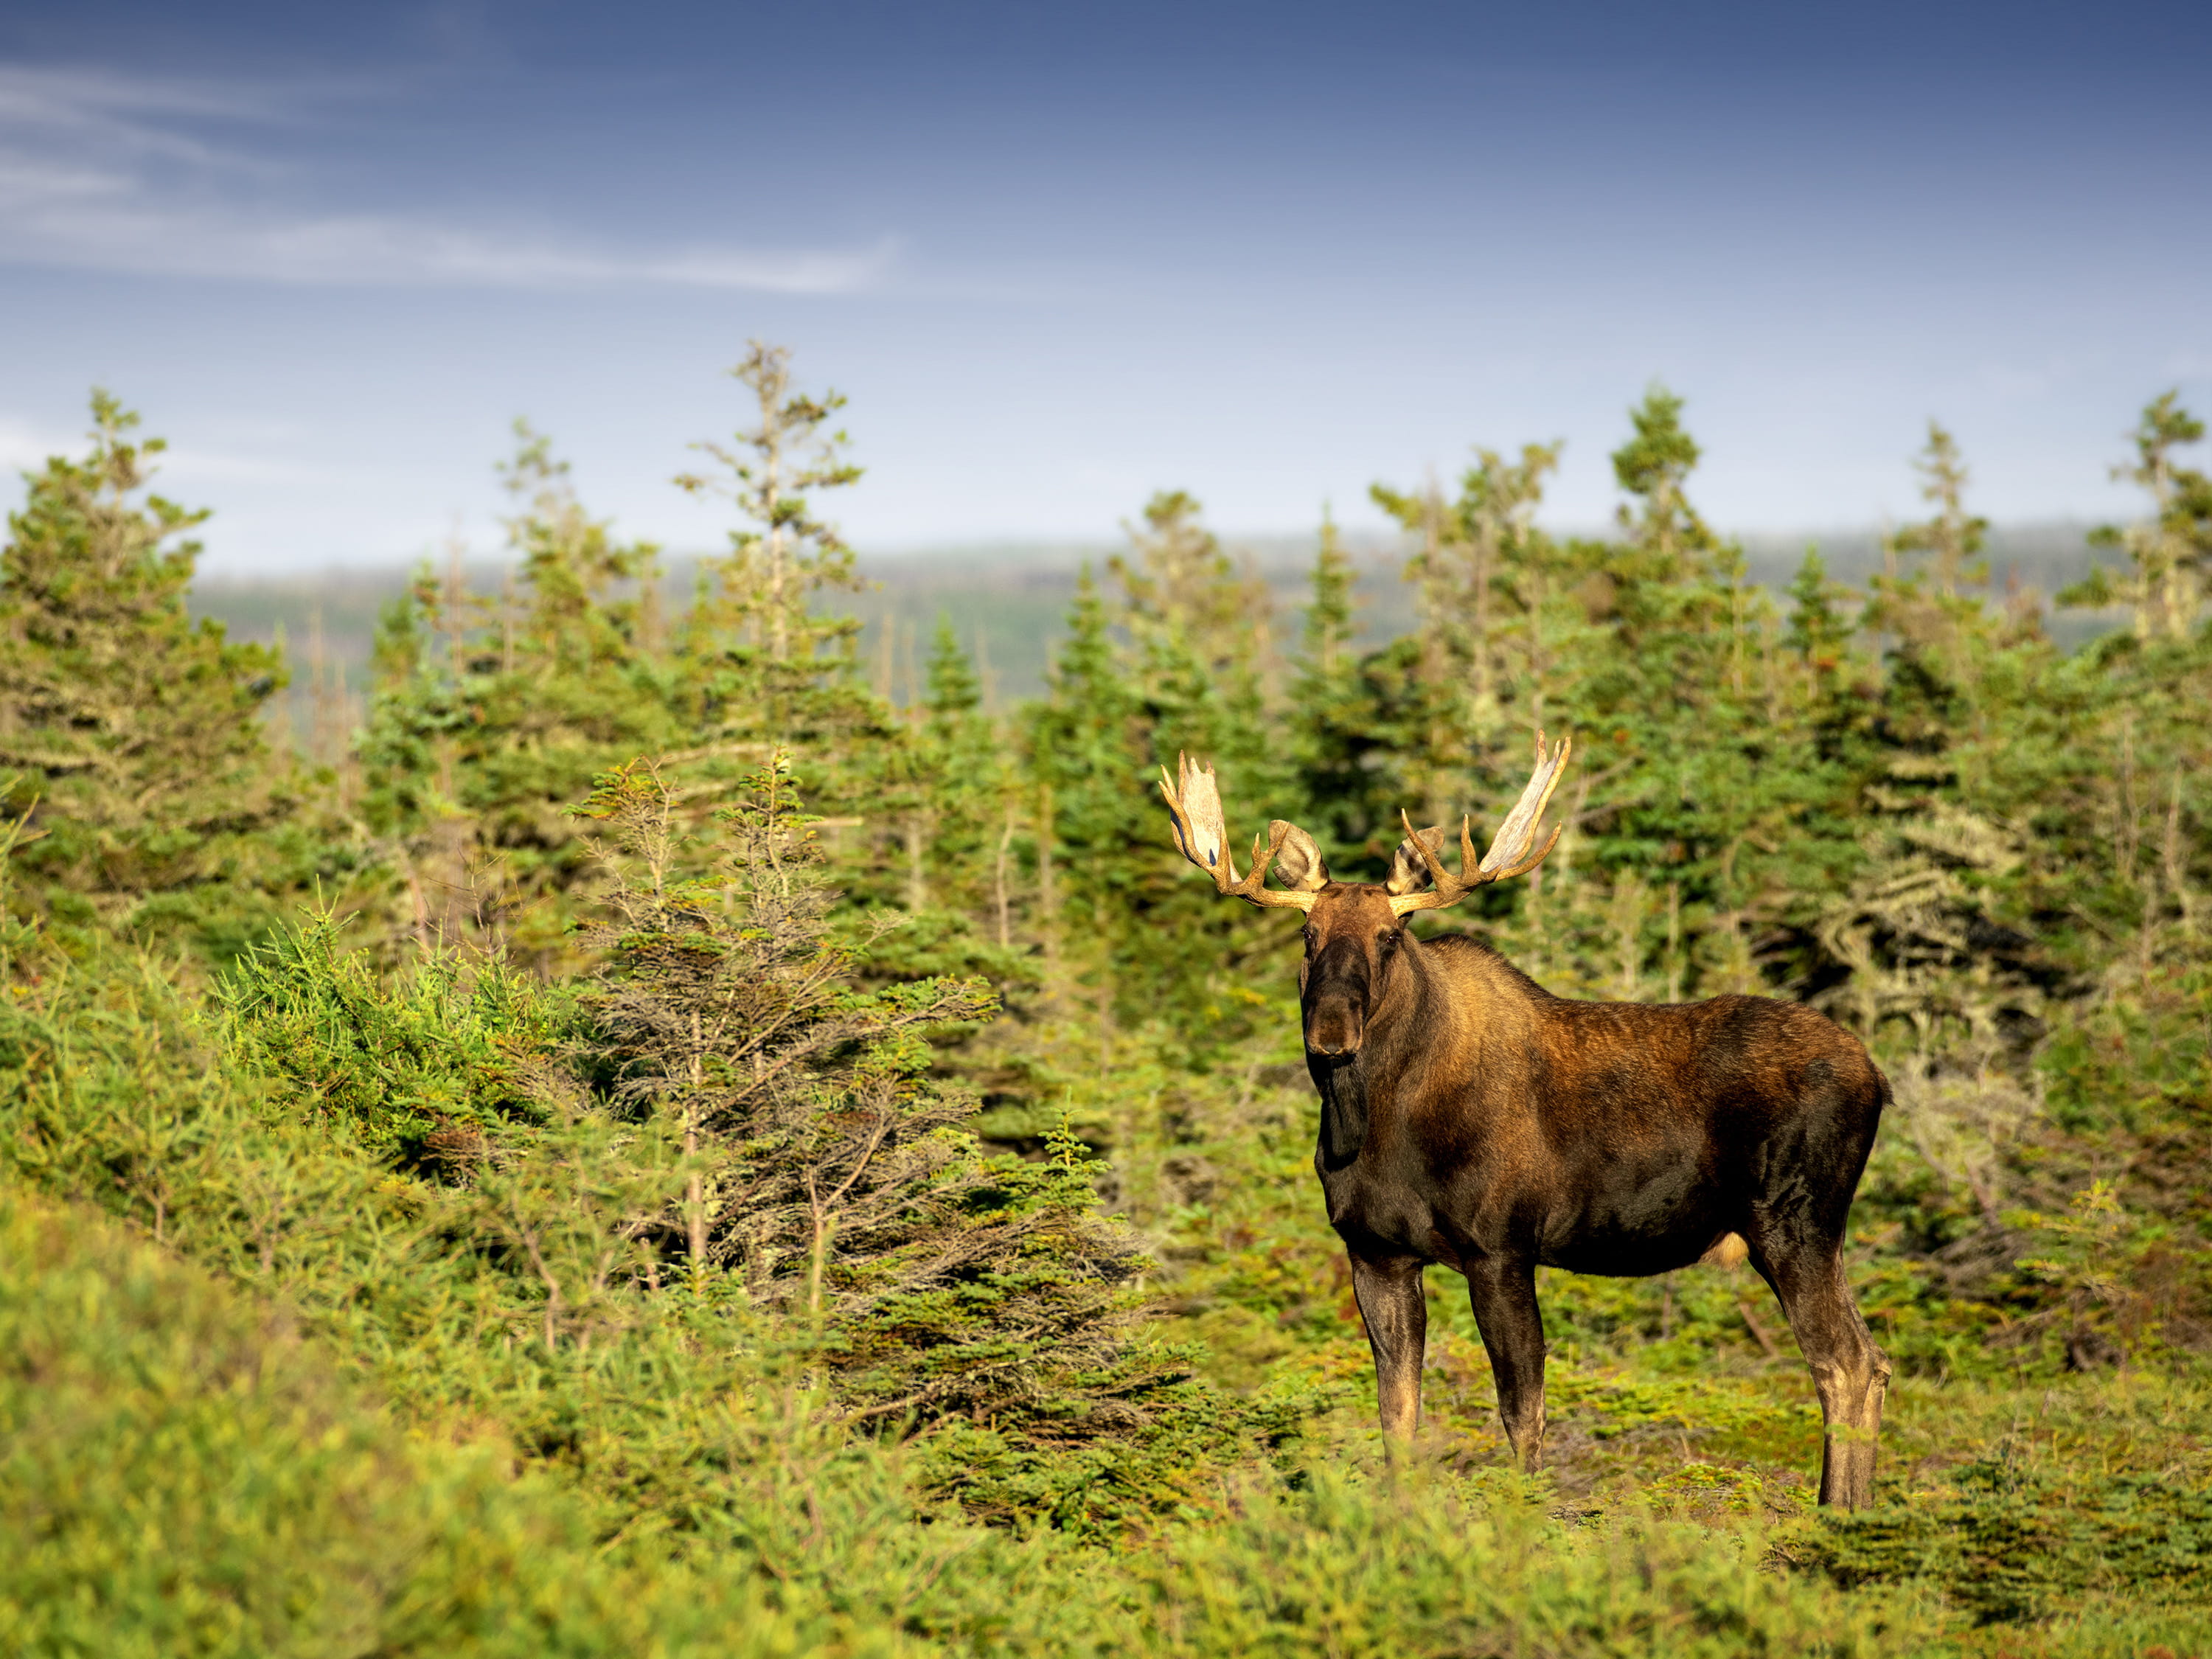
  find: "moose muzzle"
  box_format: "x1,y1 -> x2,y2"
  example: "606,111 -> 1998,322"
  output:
1301,938 -> 1371,1057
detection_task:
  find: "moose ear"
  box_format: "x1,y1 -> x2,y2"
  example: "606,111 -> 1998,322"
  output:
1385,825 -> 1447,896
1268,821 -> 1330,892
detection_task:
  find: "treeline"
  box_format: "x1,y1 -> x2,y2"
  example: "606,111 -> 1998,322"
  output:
9,351 -> 2212,1368
1,347 -> 2210,1652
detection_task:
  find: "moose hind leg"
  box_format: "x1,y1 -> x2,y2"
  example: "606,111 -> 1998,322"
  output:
1349,1254 -> 1427,1444
1465,1256 -> 1547,1472
1749,1227 -> 1891,1509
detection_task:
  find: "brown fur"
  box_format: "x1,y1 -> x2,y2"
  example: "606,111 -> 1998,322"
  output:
1294,883 -> 1892,1509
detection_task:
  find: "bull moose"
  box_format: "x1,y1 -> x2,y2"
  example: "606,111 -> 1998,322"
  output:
1159,734 -> 1892,1508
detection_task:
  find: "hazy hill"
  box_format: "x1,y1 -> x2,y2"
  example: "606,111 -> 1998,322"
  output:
193,520 -> 2115,735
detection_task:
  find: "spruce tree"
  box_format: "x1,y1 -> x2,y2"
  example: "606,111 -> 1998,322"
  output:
1374,443 -> 1575,826
914,616 -> 1006,920
1890,422 -> 1991,602
1610,383 -> 1719,580
501,420 -> 662,671
0,393 -> 287,937
1110,489 -> 1273,686
571,751 -> 1161,1430
2065,392 -> 2212,641
675,341 -> 866,669
1868,422 -> 2004,680
358,425 -> 684,964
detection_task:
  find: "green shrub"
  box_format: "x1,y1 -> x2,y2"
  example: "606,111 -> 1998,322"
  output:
218,908 -> 569,1164
1790,1458 -> 2212,1625
1124,1470 -> 1934,1658
0,1185 -> 844,1659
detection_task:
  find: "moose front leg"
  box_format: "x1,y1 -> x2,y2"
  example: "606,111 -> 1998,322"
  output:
1349,1254 -> 1427,1444
1466,1256 -> 1547,1471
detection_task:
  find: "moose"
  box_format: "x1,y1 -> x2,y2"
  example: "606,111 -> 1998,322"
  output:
1160,734 -> 1892,1508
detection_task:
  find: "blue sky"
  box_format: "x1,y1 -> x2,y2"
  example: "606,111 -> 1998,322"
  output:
1,1 -> 2208,571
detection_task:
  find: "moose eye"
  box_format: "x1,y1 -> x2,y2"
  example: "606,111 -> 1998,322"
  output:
1378,931 -> 1399,950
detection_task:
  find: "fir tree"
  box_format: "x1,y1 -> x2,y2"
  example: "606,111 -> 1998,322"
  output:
675,341 -> 865,667
2065,392 -> 2212,641
0,393 -> 288,936
571,751 -> 1161,1429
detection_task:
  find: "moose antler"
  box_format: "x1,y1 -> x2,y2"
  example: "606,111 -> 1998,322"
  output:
1159,753 -> 1322,911
1389,730 -> 1572,916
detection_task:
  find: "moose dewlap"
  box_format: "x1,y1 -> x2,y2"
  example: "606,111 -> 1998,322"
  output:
1159,733 -> 1892,1509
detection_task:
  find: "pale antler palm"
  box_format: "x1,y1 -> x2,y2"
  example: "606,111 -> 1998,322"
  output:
1389,731 -> 1572,915
1158,753 -> 1324,911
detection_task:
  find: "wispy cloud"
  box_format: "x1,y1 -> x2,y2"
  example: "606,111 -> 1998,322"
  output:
0,62 -> 897,293
0,408 -> 331,484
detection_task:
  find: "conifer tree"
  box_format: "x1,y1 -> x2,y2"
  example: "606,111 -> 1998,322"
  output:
1610,384 -> 1719,580
1299,509 -> 1356,683
2066,392 -> 2212,641
0,393 -> 288,934
676,341 -> 865,668
1784,550 -> 1858,694
1026,570 -> 1144,950
855,616 -> 1011,945
501,420 -> 662,670
1373,445 -> 1573,827
914,616 -> 1005,917
1110,489 -> 1273,686
1889,422 -> 1990,602
1868,422 -> 2001,676
1286,513 -> 1391,867
359,426 -> 682,962
571,752 -> 1159,1427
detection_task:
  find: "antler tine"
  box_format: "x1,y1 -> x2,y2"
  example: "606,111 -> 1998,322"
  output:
1160,754 -> 1237,886
1484,820 -> 1565,883
1399,807 -> 1453,889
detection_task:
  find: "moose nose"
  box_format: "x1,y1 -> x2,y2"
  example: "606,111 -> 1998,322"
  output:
1304,999 -> 1364,1057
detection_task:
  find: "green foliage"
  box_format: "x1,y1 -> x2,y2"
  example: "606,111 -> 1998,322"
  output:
0,394 -> 291,953
2065,391 -> 2212,641
1793,1459 -> 2212,1625
567,754 -> 1308,1534
6,363 -> 2212,1651
1129,1470 -> 1930,1658
675,339 -> 866,671
358,426 -> 689,967
0,1186 -> 828,1659
219,910 -> 568,1163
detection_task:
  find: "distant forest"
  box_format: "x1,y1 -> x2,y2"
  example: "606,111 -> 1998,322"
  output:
195,517 -> 2121,728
